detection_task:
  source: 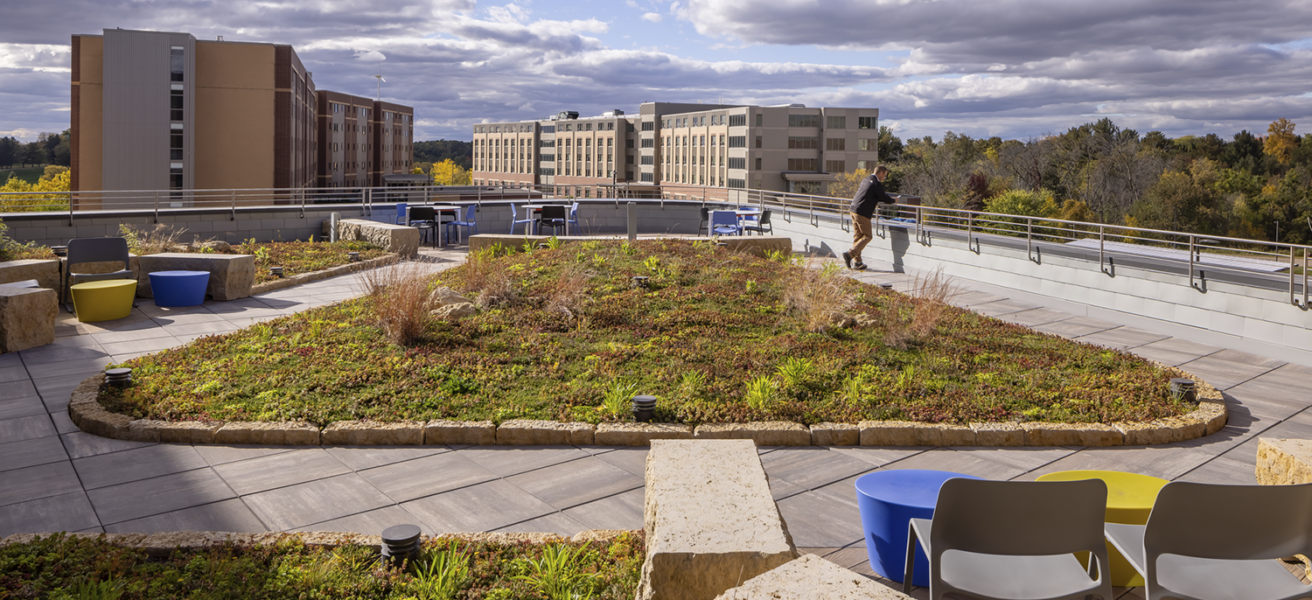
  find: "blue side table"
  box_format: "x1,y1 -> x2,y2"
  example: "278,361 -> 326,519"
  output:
855,469 -> 983,587
149,270 -> 210,307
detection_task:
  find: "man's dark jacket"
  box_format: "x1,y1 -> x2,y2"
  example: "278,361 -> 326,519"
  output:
850,174 -> 895,218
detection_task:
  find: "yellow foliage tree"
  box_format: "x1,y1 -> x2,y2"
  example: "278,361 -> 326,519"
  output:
1,168 -> 71,212
1264,118 -> 1297,165
431,159 -> 471,186
827,169 -> 869,199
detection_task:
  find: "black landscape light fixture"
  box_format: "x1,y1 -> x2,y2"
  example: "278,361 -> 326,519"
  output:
348,251 -> 360,262
879,283 -> 894,290
632,395 -> 658,422
380,524 -> 422,567
51,245 -> 68,257
631,275 -> 649,289
270,266 -> 284,278
1170,378 -> 1197,403
105,367 -> 133,387
538,242 -> 551,249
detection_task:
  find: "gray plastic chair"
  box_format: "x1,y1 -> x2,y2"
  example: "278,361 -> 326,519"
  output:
906,478 -> 1113,600
1104,481 -> 1312,600
65,237 -> 135,312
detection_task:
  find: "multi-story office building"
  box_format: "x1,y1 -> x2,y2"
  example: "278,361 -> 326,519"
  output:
471,102 -> 879,197
70,28 -> 414,206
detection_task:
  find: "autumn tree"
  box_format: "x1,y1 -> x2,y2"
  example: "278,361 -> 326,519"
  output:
1265,118 -> 1298,165
431,159 -> 471,186
827,169 -> 869,200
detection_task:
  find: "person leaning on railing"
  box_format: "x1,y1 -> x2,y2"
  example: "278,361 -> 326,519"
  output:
844,165 -> 896,271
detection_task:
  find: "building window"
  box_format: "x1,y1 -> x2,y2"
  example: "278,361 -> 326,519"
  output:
170,89 -> 183,122
170,166 -> 183,189
788,136 -> 818,149
858,139 -> 872,151
728,136 -> 746,148
755,114 -> 763,126
641,121 -> 654,131
788,114 -> 820,128
787,158 -> 818,171
755,157 -> 762,170
170,130 -> 183,160
755,136 -> 762,149
641,172 -> 653,182
826,160 -> 846,173
728,157 -> 746,169
826,116 -> 846,129
859,117 -> 878,130
641,138 -> 654,148
857,160 -> 869,171
826,138 -> 846,151
728,178 -> 745,188
170,46 -> 184,82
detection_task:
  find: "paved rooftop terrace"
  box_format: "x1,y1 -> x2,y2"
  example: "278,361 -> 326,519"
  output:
3,246 -> 1310,599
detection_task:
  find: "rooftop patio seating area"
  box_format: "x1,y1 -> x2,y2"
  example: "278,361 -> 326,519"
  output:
1,233 -> 1311,599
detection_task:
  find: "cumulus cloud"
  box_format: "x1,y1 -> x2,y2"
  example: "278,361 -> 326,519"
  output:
2,0 -> 1311,142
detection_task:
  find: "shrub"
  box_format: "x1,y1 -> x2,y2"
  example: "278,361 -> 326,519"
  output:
781,256 -> 855,334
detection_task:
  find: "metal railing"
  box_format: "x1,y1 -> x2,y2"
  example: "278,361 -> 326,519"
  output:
3,182 -> 1308,308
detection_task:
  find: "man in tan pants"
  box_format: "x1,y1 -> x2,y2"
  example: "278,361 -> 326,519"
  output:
843,165 -> 895,270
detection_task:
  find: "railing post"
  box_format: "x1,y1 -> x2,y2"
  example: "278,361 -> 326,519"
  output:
1305,247 -> 1309,308
299,188 -> 306,218
68,192 -> 74,226
1026,217 -> 1033,261
1188,235 -> 1196,289
230,190 -> 237,221
1291,245 -> 1297,306
153,190 -> 159,223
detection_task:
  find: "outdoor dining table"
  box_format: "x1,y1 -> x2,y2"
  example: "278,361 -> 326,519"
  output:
520,203 -> 573,235
734,207 -> 761,227
407,204 -> 461,247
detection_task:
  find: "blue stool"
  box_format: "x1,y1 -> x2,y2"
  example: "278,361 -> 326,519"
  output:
149,270 -> 210,307
855,469 -> 983,587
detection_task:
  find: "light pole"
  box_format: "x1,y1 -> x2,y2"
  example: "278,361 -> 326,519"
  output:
373,75 -> 385,101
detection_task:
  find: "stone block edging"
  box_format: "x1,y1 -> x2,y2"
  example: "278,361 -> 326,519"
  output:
249,253 -> 397,295
71,371 -> 1225,447
0,529 -> 638,557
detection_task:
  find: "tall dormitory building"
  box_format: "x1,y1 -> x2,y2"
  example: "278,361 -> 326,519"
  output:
471,102 -> 879,198
70,28 -> 414,208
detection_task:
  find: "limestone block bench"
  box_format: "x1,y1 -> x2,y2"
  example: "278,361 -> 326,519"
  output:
0,282 -> 57,353
335,219 -> 420,257
137,253 -> 254,302
0,259 -> 61,291
637,439 -> 798,600
715,554 -> 913,600
1257,438 -> 1312,485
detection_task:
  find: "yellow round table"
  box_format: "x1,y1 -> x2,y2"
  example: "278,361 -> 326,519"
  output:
1036,470 -> 1168,587
70,279 -> 137,322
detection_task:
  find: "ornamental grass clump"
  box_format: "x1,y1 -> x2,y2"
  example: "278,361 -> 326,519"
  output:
119,223 -> 189,255
781,257 -> 855,334
357,258 -> 434,346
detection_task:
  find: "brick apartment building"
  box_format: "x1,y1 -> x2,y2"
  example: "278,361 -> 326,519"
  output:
471,102 -> 879,198
70,28 -> 413,207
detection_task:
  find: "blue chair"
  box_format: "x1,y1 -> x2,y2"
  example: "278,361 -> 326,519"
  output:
566,201 -> 580,234
510,204 -> 535,234
445,205 -> 478,244
709,210 -> 741,236
394,203 -> 408,225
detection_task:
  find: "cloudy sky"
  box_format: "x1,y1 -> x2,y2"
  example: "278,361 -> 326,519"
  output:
4,0 -> 1312,143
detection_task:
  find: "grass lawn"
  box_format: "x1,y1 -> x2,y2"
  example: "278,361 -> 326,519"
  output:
101,239 -> 1192,427
0,166 -> 45,185
0,532 -> 644,600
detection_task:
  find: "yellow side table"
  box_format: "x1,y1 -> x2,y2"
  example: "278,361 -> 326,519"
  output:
1036,469 -> 1168,587
70,279 -> 137,322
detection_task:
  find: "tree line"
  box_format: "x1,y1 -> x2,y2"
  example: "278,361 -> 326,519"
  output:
0,130 -> 71,169
836,118 -> 1312,245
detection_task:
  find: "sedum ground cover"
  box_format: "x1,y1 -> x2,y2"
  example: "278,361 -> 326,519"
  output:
101,239 -> 1192,426
0,532 -> 643,600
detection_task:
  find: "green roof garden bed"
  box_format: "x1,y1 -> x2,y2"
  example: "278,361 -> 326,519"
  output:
88,239 -> 1215,445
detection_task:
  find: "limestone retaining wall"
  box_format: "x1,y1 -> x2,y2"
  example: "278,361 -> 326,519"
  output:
70,371 -> 1227,447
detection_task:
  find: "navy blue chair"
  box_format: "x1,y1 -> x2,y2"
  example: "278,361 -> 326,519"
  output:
537,205 -> 568,236
744,209 -> 773,235
710,210 -> 741,236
